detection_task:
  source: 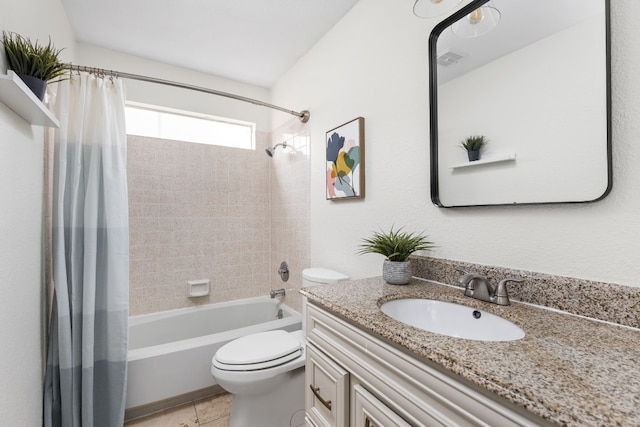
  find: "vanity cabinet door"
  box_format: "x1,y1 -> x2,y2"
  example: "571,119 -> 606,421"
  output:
353,384 -> 412,427
306,344 -> 349,427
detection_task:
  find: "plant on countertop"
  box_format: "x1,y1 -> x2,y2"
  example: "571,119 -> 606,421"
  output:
359,226 -> 434,285
358,226 -> 434,262
459,135 -> 488,152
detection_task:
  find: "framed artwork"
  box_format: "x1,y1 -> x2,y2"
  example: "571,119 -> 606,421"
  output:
326,117 -> 365,200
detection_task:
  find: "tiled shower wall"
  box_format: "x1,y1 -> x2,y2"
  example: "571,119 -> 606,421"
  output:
269,120 -> 311,312
128,119 -> 310,316
128,132 -> 272,315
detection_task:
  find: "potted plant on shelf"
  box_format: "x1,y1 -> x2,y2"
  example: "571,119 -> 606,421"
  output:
358,226 -> 434,285
2,31 -> 67,101
460,135 -> 488,162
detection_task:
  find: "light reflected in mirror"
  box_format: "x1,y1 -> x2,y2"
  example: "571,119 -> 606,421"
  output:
414,0 -> 463,18
429,0 -> 611,207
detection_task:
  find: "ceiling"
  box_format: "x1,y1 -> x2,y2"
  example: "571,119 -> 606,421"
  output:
61,0 -> 360,88
435,0 -> 605,83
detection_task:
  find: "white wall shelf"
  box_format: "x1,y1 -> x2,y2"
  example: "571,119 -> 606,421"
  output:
0,70 -> 59,128
450,153 -> 516,170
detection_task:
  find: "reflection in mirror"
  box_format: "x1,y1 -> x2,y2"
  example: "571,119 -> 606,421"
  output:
429,0 -> 611,208
413,0 -> 463,19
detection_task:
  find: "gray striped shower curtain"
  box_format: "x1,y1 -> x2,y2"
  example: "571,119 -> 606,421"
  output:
44,72 -> 129,427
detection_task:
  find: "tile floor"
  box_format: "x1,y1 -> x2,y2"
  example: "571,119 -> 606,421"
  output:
124,393 -> 232,427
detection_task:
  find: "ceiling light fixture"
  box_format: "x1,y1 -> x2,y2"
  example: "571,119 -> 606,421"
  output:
451,4 -> 501,38
413,0 -> 462,18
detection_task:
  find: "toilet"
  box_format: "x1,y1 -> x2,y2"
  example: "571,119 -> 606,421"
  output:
211,268 -> 349,427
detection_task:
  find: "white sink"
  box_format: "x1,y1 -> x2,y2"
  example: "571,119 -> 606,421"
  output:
380,299 -> 525,342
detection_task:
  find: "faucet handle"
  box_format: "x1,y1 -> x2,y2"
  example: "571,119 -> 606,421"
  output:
494,277 -> 525,305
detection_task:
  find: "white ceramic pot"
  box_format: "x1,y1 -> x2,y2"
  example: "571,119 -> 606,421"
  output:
382,259 -> 412,285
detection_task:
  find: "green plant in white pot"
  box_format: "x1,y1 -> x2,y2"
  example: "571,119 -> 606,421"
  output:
2,31 -> 67,101
358,226 -> 434,285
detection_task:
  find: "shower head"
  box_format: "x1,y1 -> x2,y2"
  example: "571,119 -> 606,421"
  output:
265,141 -> 288,157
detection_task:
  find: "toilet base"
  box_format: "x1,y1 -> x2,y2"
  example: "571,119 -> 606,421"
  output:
229,367 -> 305,427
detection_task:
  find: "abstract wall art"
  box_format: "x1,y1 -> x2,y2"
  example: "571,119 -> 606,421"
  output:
326,117 -> 365,200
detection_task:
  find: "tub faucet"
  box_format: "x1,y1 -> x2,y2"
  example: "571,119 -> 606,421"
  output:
455,268 -> 524,306
270,288 -> 286,299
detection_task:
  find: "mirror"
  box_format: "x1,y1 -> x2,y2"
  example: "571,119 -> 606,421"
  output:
429,0 -> 611,207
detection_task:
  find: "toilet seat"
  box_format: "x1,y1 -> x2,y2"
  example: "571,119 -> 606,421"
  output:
213,330 -> 303,372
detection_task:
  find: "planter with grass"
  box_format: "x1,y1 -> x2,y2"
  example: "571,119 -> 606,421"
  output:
460,135 -> 488,162
2,31 -> 67,101
358,226 -> 434,285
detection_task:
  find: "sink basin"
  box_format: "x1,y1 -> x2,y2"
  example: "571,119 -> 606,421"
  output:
380,299 -> 525,342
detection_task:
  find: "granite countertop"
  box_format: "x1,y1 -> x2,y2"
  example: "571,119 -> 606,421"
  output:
301,277 -> 640,427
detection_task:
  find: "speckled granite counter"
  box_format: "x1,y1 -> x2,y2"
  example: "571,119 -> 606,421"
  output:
302,277 -> 640,427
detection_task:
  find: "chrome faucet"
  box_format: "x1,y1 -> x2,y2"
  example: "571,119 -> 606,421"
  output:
455,268 -> 524,306
270,288 -> 286,298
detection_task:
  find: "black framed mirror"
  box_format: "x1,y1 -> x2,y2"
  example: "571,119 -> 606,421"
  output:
429,0 -> 611,208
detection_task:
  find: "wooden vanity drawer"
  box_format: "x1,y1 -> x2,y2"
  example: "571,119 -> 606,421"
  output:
353,384 -> 412,427
306,344 -> 349,427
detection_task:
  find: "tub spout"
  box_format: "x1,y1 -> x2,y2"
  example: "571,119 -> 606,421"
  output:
270,288 -> 286,298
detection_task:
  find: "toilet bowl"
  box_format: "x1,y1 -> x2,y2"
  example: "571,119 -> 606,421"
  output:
210,268 -> 348,427
211,330 -> 306,427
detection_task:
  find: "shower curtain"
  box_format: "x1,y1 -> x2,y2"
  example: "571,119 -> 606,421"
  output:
43,72 -> 129,427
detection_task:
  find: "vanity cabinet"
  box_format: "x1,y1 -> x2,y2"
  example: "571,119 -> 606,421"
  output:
305,303 -> 551,427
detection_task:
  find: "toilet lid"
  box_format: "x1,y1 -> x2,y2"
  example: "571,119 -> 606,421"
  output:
214,330 -> 302,371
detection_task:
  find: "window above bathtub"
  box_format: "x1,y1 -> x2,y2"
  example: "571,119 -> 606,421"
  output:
125,102 -> 255,150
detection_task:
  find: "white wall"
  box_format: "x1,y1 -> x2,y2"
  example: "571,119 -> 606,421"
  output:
271,0 -> 640,288
0,0 -> 75,425
75,43 -> 272,132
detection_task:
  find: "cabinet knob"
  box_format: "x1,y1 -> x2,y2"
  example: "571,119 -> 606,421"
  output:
309,384 -> 333,411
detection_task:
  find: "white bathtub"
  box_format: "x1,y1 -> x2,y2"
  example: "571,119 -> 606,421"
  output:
126,296 -> 302,409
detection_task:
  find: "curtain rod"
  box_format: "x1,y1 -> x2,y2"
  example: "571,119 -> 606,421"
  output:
64,64 -> 310,123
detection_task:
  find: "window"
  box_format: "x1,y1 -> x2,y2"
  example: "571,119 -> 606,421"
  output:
125,102 -> 255,150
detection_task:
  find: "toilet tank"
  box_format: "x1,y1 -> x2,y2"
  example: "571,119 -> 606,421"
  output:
302,268 -> 349,335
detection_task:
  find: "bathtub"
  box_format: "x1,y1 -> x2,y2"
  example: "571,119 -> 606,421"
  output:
125,296 -> 302,410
